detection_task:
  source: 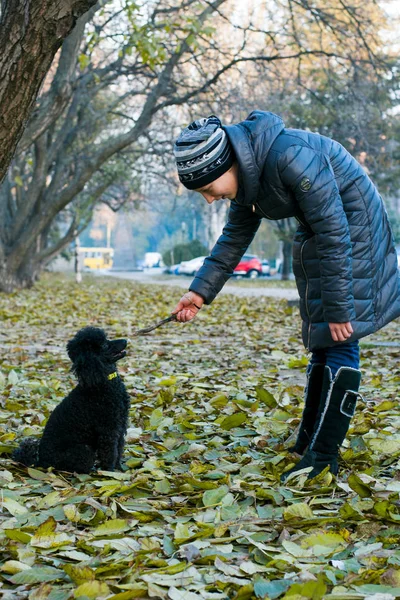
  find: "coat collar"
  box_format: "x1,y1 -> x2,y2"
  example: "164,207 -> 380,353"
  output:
224,111 -> 285,206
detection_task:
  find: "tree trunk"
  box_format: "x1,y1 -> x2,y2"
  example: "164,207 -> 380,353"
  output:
0,0 -> 97,183
281,239 -> 293,281
207,201 -> 229,250
0,258 -> 40,293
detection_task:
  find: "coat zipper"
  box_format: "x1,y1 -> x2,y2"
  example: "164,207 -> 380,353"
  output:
300,238 -> 312,351
295,215 -> 307,227
252,202 -> 273,220
254,203 -> 307,228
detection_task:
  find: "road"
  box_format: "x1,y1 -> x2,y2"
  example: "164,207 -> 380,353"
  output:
92,269 -> 300,301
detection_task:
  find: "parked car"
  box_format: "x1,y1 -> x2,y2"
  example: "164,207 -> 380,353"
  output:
261,259 -> 271,276
234,254 -> 262,278
164,263 -> 181,275
178,256 -> 207,276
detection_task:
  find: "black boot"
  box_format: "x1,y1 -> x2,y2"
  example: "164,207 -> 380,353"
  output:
288,363 -> 326,455
282,366 -> 362,481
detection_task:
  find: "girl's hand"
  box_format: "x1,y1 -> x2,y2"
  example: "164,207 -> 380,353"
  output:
172,292 -> 204,322
329,322 -> 353,342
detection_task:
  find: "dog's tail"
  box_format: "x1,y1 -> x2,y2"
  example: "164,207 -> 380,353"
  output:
12,438 -> 40,467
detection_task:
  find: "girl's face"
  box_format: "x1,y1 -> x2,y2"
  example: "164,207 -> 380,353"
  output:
195,163 -> 239,204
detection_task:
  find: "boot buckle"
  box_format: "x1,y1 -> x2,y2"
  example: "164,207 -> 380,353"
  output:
340,390 -> 363,417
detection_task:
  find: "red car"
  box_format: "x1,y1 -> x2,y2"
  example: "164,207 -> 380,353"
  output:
234,254 -> 262,278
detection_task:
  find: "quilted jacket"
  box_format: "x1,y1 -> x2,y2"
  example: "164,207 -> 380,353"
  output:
189,111 -> 400,350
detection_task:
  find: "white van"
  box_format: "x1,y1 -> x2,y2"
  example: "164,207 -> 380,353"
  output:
144,252 -> 163,268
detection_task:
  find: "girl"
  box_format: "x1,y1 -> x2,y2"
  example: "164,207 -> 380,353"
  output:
172,112 -> 400,480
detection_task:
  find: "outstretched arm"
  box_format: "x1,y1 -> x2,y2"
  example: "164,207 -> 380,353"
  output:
189,202 -> 261,303
172,202 -> 261,322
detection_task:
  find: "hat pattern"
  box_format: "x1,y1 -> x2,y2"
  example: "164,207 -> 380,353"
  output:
174,115 -> 234,190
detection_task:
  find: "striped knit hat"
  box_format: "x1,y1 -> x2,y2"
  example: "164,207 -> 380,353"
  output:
174,115 -> 234,190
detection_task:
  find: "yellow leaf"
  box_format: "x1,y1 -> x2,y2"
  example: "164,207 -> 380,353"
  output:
0,560 -> 32,574
73,580 -> 110,598
220,412 -> 247,430
64,504 -> 81,523
301,531 -> 346,549
283,502 -> 314,520
92,518 -> 130,537
31,517 -> 74,548
63,563 -> 95,585
2,497 -> 28,516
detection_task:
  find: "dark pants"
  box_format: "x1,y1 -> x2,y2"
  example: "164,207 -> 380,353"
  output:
309,340 -> 360,378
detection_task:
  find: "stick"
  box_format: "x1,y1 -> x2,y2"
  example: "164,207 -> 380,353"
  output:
132,314 -> 178,337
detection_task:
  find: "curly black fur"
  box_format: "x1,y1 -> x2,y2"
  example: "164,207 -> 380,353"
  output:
12,327 -> 130,474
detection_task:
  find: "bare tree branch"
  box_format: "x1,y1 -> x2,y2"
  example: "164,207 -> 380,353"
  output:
16,2 -> 101,154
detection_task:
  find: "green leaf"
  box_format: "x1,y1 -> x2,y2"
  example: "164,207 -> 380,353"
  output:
301,532 -> 346,549
256,387 -> 277,408
73,580 -> 110,598
154,478 -> 171,494
92,518 -> 130,537
174,522 -> 191,541
282,540 -> 312,557
0,560 -> 32,575
285,576 -> 327,599
287,356 -> 309,368
283,502 -> 314,520
150,407 -> 164,427
107,592 -> 141,600
5,529 -> 32,543
368,437 -> 400,455
27,467 -> 50,480
210,393 -> 229,408
163,535 -> 176,556
30,523 -> 74,549
78,54 -> 90,70
2,497 -> 28,516
347,473 -> 373,498
373,500 -> 391,518
219,412 -> 247,430
254,578 -> 292,599
11,567 -> 66,584
63,564 -> 95,585
63,504 -> 81,522
202,485 -> 230,507
34,516 -> 57,534
339,501 -> 365,520
8,369 -> 19,385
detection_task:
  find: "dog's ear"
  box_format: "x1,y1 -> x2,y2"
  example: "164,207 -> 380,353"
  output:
71,352 -> 106,387
67,327 -> 107,362
67,327 -> 109,387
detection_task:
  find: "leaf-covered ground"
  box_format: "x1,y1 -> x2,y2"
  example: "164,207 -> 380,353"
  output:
1,274 -> 400,600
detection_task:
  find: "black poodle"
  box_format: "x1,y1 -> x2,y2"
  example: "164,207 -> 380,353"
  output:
13,327 -> 130,473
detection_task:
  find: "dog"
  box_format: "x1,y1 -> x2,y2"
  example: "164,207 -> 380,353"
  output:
13,327 -> 130,473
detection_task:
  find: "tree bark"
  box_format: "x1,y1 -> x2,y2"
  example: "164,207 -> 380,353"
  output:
0,0 -> 97,183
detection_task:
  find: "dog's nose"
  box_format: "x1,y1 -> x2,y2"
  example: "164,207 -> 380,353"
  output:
116,339 -> 128,350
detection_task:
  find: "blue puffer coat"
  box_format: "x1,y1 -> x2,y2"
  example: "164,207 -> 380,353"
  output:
189,111 -> 400,350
